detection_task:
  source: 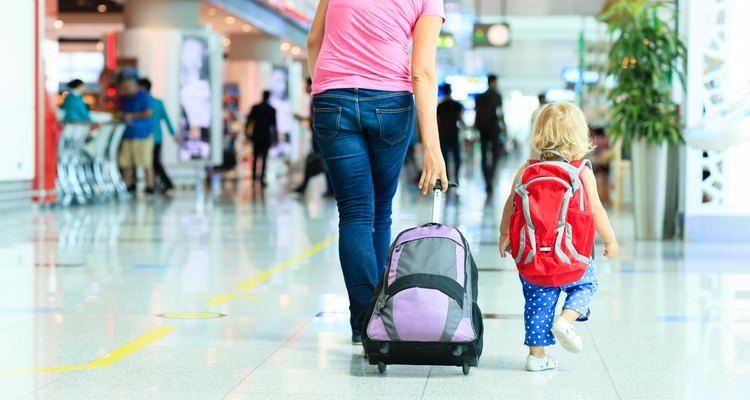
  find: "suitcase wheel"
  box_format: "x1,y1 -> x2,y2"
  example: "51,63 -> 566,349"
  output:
378,362 -> 387,374
462,363 -> 470,375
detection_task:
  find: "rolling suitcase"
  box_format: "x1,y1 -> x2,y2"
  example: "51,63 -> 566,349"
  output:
363,181 -> 483,375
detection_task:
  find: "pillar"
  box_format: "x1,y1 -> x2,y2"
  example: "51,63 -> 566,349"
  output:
0,0 -> 36,185
682,0 -> 750,242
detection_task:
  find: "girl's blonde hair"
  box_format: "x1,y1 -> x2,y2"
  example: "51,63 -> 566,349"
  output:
531,102 -> 594,161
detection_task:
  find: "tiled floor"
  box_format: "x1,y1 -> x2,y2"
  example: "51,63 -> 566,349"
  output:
0,158 -> 749,399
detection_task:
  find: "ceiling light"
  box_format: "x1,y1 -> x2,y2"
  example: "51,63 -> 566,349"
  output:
487,24 -> 510,47
291,47 -> 301,56
222,37 -> 231,47
96,42 -> 104,51
225,16 -> 236,25
97,4 -> 107,13
208,8 -> 216,16
54,20 -> 64,29
242,24 -> 252,32
280,42 -> 291,52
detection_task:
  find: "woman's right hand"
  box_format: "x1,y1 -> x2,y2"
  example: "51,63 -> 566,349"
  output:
418,144 -> 448,195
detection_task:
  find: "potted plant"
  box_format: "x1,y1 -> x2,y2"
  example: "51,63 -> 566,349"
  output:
600,0 -> 687,239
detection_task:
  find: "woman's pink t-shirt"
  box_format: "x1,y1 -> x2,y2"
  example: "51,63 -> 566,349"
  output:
312,0 -> 445,95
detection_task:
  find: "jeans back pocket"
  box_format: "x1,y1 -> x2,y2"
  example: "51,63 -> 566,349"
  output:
313,107 -> 342,141
375,106 -> 413,145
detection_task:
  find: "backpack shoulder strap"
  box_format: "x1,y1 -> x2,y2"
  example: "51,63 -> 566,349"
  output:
514,161 -> 533,188
573,159 -> 592,210
541,150 -> 570,163
577,159 -> 593,173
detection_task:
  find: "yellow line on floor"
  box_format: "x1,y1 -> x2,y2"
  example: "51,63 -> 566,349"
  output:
85,326 -> 176,368
0,326 -> 176,376
195,294 -> 261,307
0,237 -> 337,376
235,235 -> 339,291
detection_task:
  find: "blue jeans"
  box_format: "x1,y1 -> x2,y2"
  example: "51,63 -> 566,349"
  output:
312,89 -> 414,335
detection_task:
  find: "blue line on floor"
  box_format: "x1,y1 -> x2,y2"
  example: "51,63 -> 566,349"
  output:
134,263 -> 172,269
0,307 -> 61,314
315,311 -> 349,317
618,268 -> 659,274
656,315 -> 719,323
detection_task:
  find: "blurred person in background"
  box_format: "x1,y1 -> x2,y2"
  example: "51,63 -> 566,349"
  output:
245,90 -> 277,187
215,109 -> 239,175
437,83 -> 464,184
294,77 -> 333,196
590,127 -> 612,206
61,79 -> 91,123
531,92 -> 548,126
138,78 -> 178,193
118,73 -> 155,196
307,0 -> 448,345
474,74 -> 503,194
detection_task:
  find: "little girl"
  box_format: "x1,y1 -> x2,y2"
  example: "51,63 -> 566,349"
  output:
499,102 -> 618,372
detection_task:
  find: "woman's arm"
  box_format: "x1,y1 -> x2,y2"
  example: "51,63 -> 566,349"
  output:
161,101 -> 176,138
307,0 -> 329,78
411,16 -> 447,195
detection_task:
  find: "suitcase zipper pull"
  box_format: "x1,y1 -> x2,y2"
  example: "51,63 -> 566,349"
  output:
376,296 -> 388,312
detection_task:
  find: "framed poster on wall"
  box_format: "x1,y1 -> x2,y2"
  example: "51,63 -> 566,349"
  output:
178,35 -> 212,161
269,66 -> 293,144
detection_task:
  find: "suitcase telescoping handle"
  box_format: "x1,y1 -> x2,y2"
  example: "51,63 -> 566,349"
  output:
431,179 -> 458,224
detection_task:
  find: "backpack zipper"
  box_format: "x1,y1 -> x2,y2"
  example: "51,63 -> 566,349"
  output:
522,176 -> 571,190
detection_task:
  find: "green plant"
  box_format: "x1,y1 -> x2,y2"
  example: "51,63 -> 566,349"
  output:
599,0 -> 687,144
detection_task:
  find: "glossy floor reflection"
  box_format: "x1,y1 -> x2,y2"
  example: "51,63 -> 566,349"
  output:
0,159 -> 749,400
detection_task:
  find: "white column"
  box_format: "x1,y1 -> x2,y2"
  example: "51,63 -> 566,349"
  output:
0,0 -> 35,182
683,0 -> 750,241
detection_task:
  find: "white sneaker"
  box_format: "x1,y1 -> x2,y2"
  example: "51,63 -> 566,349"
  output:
551,317 -> 583,353
525,354 -> 558,372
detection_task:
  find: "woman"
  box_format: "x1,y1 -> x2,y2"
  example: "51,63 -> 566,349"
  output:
307,0 -> 448,344
61,79 -> 91,123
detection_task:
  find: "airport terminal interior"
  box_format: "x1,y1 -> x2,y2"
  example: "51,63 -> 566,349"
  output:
1,0 -> 749,399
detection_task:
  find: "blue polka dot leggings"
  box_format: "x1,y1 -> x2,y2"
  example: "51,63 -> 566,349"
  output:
520,263 -> 598,347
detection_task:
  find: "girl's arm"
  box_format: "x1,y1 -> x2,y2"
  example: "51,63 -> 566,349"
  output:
411,16 -> 448,195
499,165 -> 526,257
581,168 -> 618,257
306,0 -> 329,78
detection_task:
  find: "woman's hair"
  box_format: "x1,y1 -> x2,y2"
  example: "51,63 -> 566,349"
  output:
67,79 -> 84,90
531,102 -> 594,161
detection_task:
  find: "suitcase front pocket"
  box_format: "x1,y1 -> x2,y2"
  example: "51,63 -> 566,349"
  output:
368,274 -> 467,342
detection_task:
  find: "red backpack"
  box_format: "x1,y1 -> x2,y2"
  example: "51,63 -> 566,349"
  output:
509,151 -> 595,287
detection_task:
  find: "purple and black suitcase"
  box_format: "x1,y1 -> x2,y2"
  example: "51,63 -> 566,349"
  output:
363,181 -> 483,375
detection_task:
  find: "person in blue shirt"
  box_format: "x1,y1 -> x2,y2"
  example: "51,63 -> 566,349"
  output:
139,78 -> 178,193
118,75 -> 155,195
61,79 -> 91,123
